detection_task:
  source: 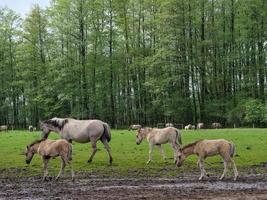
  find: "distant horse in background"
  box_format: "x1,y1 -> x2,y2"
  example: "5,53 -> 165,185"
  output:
128,124 -> 142,131
25,138 -> 74,181
28,125 -> 33,132
0,125 -> 8,132
165,123 -> 174,127
40,117 -> 112,164
184,124 -> 192,130
136,127 -> 182,164
185,124 -> 196,130
212,122 -> 222,129
176,139 -> 238,181
197,123 -> 204,129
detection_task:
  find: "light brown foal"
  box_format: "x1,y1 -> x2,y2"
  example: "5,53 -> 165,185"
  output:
25,138 -> 74,181
176,139 -> 238,181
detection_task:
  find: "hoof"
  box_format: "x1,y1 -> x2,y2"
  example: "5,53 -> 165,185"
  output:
87,159 -> 92,163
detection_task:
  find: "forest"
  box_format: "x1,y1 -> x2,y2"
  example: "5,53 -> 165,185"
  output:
0,0 -> 266,128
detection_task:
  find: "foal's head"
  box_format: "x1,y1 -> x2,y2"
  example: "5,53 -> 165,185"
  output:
25,145 -> 35,164
136,128 -> 152,145
176,150 -> 186,167
25,139 -> 45,164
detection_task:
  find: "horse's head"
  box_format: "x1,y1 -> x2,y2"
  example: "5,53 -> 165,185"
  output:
40,117 -> 68,138
175,149 -> 186,167
25,145 -> 35,164
40,121 -> 51,138
136,128 -> 151,145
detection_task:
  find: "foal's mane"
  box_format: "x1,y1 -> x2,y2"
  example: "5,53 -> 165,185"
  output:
181,139 -> 203,150
29,138 -> 46,147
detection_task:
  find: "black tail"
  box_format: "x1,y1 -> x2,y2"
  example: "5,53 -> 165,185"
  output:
102,123 -> 111,142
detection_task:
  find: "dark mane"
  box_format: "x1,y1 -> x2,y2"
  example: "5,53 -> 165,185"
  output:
29,138 -> 46,147
181,139 -> 203,151
44,118 -> 68,130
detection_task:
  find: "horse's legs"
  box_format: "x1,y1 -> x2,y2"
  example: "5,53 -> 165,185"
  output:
42,158 -> 49,181
220,160 -> 228,180
230,158 -> 238,181
68,162 -> 75,182
101,138 -> 113,164
88,140 -> 97,163
147,143 -> 154,164
56,158 -> 66,181
198,158 -> 206,180
157,145 -> 166,161
170,141 -> 179,163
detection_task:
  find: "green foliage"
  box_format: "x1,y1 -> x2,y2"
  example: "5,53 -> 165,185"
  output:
244,99 -> 265,125
0,0 -> 266,127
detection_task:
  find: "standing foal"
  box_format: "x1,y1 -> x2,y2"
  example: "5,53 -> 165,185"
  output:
25,138 -> 74,181
136,127 -> 182,164
176,139 -> 238,181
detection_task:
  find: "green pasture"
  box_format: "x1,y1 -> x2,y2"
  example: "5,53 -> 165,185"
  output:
0,129 -> 266,178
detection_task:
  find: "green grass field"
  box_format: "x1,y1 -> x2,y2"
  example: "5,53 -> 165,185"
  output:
0,129 -> 266,178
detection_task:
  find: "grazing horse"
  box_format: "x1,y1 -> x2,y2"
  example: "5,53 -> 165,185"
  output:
128,124 -> 142,131
197,123 -> 204,129
0,125 -> 8,132
176,139 -> 238,181
165,123 -> 174,127
40,117 -> 112,164
184,124 -> 192,130
25,138 -> 74,181
28,125 -> 33,132
212,122 -> 222,129
136,127 -> 182,164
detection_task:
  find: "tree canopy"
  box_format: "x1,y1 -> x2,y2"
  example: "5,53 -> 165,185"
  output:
0,0 -> 266,128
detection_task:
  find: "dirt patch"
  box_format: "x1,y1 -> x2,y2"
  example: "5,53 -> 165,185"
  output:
0,174 -> 267,200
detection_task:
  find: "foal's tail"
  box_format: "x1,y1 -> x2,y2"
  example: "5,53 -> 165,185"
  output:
102,123 -> 111,142
229,142 -> 235,158
175,129 -> 182,145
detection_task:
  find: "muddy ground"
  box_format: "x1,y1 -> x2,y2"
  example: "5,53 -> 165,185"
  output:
0,173 -> 266,200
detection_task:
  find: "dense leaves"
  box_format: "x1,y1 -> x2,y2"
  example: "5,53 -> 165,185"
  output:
0,0 -> 266,128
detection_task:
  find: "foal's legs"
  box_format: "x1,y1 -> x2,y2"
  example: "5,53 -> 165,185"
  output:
157,145 -> 166,161
147,143 -> 154,164
197,158 -> 207,180
42,157 -> 49,181
220,155 -> 238,181
56,157 -> 66,181
88,140 -> 98,163
231,158 -> 238,181
101,138 -> 113,164
220,160 -> 228,180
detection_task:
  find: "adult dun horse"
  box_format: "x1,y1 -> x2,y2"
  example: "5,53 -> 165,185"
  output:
40,117 -> 112,164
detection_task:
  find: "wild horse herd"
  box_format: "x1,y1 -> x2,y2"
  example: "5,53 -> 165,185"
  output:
23,117 -> 238,182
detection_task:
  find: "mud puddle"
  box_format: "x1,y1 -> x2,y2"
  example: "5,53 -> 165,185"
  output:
0,175 -> 267,199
